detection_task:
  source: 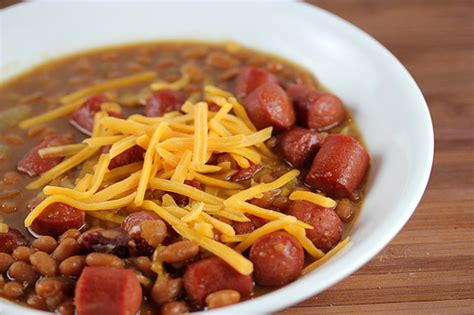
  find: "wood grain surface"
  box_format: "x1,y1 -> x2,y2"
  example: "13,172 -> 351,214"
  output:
1,1 -> 473,314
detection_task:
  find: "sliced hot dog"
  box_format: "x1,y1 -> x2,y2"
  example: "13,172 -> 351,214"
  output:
234,67 -> 279,99
75,266 -> 142,315
287,200 -> 342,252
249,231 -> 304,286
244,82 -> 295,131
144,89 -> 186,117
70,94 -> 121,136
108,145 -> 145,169
0,228 -> 29,253
305,134 -> 370,198
183,256 -> 253,308
30,202 -> 85,237
277,127 -> 324,168
287,84 -> 346,131
17,135 -> 70,177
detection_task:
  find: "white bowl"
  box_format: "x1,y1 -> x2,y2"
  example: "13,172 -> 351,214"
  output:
0,1 -> 433,314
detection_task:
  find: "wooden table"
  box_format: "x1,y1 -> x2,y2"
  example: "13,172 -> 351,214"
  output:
2,1 -> 473,314
277,1 -> 474,314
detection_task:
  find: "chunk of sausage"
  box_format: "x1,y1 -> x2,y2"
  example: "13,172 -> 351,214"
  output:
305,134 -> 369,198
234,67 -> 279,99
244,82 -> 295,131
287,84 -> 346,131
108,145 -> 145,169
0,228 -> 29,253
30,203 -> 85,237
277,127 -> 325,168
17,135 -> 70,177
183,256 -> 253,308
144,89 -> 186,117
287,200 -> 342,252
70,94 -> 121,136
75,266 -> 142,315
249,231 -> 304,286
231,164 -> 263,182
233,214 -> 269,235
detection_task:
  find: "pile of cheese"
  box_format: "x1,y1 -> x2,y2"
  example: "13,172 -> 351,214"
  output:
21,72 -> 340,275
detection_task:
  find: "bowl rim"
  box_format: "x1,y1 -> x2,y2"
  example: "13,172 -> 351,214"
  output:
0,1 -> 434,314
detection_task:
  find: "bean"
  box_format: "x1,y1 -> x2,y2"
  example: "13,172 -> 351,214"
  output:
0,201 -> 17,214
35,278 -> 69,299
0,253 -> 14,273
205,289 -> 241,309
8,261 -> 38,284
250,191 -> 275,208
161,241 -> 199,264
52,238 -> 80,262
85,253 -> 124,269
140,220 -> 167,247
160,301 -> 191,315
3,133 -> 25,145
151,275 -> 183,305
272,196 -> 291,212
335,198 -> 356,222
258,174 -> 275,184
3,281 -> 24,298
32,236 -> 58,253
30,251 -> 58,276
181,46 -> 209,59
26,293 -> 48,310
59,256 -> 86,277
58,229 -> 80,242
12,246 -> 35,262
2,171 -> 21,185
57,299 -> 75,315
133,256 -> 151,274
181,61 -> 204,83
205,52 -> 240,68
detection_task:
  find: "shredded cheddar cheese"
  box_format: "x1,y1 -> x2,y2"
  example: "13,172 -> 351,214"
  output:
23,83 -> 346,276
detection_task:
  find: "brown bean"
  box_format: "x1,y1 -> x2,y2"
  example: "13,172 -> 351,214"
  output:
2,171 -> 21,185
160,301 -> 191,315
133,256 -> 151,274
272,196 -> 291,212
3,281 -> 24,298
161,241 -> 199,264
250,191 -> 275,208
181,46 -> 209,59
58,229 -> 80,242
0,201 -> 17,214
140,220 -> 167,247
57,299 -> 75,315
8,261 -> 38,284
205,52 -> 240,68
52,238 -> 80,262
0,253 -> 14,273
258,174 -> 275,184
26,293 -> 48,311
32,236 -> 58,253
151,275 -> 183,305
59,255 -> 86,276
181,61 -> 204,83
85,252 -> 124,269
30,251 -> 58,276
3,133 -> 25,145
35,278 -> 69,299
205,289 -> 241,309
335,198 -> 356,222
12,246 -> 35,262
